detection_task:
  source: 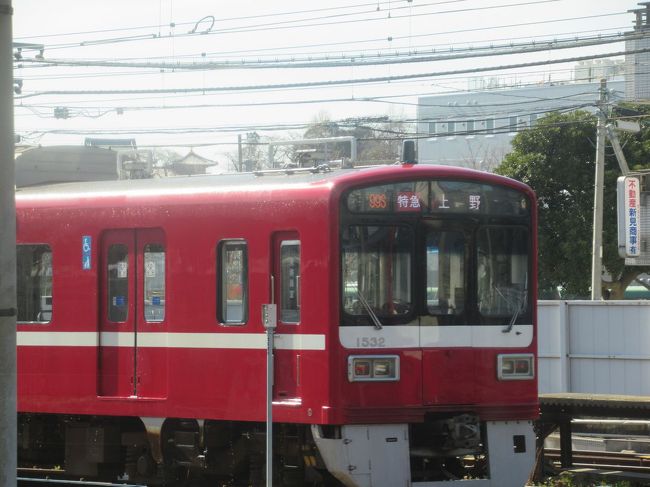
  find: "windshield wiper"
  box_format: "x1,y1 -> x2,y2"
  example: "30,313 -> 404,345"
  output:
357,290 -> 383,330
501,275 -> 528,333
502,296 -> 524,333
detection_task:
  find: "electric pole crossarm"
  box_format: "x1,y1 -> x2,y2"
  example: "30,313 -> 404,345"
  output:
606,124 -> 631,176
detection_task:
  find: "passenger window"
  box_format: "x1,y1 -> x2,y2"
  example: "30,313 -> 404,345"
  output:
107,244 -> 129,322
16,245 -> 52,323
477,227 -> 528,318
280,241 -> 300,323
218,241 -> 248,324
144,244 -> 165,322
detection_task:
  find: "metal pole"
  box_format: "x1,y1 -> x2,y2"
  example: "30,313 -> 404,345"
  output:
261,304 -> 277,487
266,327 -> 274,487
238,134 -> 243,172
590,79 -> 607,300
0,1 -> 17,486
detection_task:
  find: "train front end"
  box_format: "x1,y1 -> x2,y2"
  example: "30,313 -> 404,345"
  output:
316,166 -> 537,487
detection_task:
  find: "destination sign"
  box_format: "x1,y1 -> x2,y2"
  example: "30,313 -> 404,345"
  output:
347,180 -> 529,217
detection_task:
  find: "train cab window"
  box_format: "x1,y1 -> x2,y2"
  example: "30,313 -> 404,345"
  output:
16,245 -> 53,324
342,225 -> 413,321
280,241 -> 300,323
426,231 -> 465,315
107,244 -> 129,322
477,227 -> 528,319
144,244 -> 165,322
218,241 -> 248,325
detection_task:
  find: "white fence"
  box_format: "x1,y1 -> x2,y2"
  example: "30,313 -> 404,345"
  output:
538,300 -> 650,395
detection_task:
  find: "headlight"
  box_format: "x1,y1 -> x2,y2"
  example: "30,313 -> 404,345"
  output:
497,353 -> 534,380
348,355 -> 400,382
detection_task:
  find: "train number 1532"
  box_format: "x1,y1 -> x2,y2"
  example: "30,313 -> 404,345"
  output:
356,337 -> 386,348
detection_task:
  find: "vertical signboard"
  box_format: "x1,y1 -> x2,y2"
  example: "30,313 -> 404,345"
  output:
617,176 -> 641,258
82,235 -> 92,270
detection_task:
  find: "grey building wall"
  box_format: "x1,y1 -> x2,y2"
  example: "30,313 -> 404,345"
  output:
625,5 -> 650,102
417,80 -> 624,170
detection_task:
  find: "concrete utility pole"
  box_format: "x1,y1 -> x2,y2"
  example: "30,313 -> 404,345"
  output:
238,134 -> 243,172
0,0 -> 17,485
591,79 -> 607,300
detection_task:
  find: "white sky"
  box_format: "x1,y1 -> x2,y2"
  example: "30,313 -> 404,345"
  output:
11,0 -> 643,161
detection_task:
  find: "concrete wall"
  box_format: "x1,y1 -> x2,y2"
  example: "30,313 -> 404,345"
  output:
538,300 -> 650,394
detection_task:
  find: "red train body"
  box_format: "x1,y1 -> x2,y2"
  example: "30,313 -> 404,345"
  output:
16,163 -> 538,486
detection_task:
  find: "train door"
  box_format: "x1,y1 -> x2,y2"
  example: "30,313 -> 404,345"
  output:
421,223 -> 476,405
98,228 -> 168,398
271,232 -> 301,402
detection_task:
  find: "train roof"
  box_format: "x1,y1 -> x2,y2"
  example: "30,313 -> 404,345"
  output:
16,163 -> 532,205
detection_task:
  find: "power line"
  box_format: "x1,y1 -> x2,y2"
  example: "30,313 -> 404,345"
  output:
120,24 -> 629,63
21,0 -> 464,52
13,0 -> 415,41
21,0 -> 562,53
13,103 -> 603,141
14,47 -> 643,100
14,26 -> 629,83
14,86 -> 604,117
18,31 -> 636,72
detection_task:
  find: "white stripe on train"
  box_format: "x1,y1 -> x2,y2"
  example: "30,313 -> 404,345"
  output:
17,324 -> 533,350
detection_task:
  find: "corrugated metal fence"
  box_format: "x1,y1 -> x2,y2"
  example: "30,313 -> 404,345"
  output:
538,300 -> 650,394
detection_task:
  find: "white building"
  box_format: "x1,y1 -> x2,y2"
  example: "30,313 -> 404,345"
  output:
416,78 -> 624,171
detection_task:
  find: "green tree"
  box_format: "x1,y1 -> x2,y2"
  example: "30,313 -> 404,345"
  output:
495,109 -> 650,299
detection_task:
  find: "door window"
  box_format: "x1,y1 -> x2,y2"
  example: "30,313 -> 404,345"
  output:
218,241 -> 248,325
144,244 -> 165,322
107,244 -> 129,322
426,231 -> 465,315
280,241 -> 300,323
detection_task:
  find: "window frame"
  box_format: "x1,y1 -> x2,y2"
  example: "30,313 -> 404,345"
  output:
16,244 -> 53,325
279,240 -> 301,324
143,243 -> 166,323
340,223 -> 416,326
217,239 -> 249,326
475,225 -> 531,323
107,243 -> 130,323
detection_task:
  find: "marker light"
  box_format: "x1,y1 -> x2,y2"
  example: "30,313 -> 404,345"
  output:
348,355 -> 400,382
497,354 -> 534,380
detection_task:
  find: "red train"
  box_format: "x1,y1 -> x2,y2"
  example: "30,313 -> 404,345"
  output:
16,162 -> 538,487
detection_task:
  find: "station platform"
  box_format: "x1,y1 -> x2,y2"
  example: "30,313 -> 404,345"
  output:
535,393 -> 650,482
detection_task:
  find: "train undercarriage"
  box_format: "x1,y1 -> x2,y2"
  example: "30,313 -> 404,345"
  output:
18,413 -> 535,487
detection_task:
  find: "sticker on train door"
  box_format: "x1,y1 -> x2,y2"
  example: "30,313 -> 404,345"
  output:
82,235 -> 92,270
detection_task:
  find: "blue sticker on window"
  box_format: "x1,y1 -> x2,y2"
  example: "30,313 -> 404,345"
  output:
82,236 -> 92,270
113,296 -> 126,307
152,296 -> 161,305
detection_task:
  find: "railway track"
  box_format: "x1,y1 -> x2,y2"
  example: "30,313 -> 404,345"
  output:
544,448 -> 650,484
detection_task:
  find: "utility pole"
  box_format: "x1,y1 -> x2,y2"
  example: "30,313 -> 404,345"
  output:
238,134 -> 243,172
0,0 -> 17,486
591,79 -> 607,300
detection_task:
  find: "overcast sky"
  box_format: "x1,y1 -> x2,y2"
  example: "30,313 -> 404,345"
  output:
11,0 -> 643,160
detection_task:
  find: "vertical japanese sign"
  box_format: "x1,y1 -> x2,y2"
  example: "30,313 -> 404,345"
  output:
624,177 -> 641,257
82,235 -> 92,270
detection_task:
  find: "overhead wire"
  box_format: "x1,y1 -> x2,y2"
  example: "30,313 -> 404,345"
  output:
15,103 -> 604,141
14,47 -> 644,100
13,0 -> 416,41
14,26 -> 629,83
17,31 -> 637,72
17,0 -> 564,53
